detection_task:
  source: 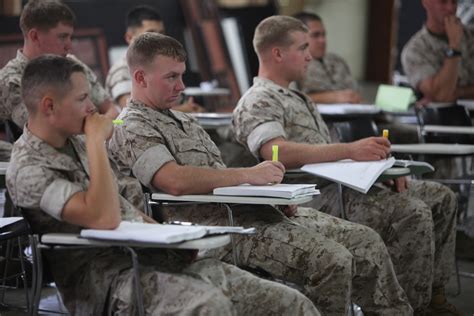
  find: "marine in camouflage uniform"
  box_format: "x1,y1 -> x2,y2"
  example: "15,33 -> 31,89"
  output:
233,77 -> 458,311
7,126 -> 319,316
108,98 -> 413,315
105,56 -> 131,104
402,25 -> 474,179
402,25 -> 474,93
0,50 -> 111,129
299,53 -> 356,94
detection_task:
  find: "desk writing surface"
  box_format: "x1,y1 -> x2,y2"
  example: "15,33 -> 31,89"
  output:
317,104 -> 380,115
151,193 -> 313,205
191,113 -> 232,129
41,233 -> 231,250
391,143 -> 474,155
184,87 -> 230,97
423,125 -> 474,135
0,161 -> 9,175
458,99 -> 474,110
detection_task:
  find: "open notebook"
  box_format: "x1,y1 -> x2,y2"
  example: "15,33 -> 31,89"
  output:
213,184 -> 319,199
301,157 -> 396,194
81,221 -> 255,244
394,160 -> 434,176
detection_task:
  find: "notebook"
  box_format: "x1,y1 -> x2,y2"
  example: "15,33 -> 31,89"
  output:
394,160 -> 434,176
213,184 -> 319,199
80,221 -> 255,244
301,157 -> 396,194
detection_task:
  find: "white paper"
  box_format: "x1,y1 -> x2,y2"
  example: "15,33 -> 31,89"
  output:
301,158 -> 395,194
213,184 -> 319,199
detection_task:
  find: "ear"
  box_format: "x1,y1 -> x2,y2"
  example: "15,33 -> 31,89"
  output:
27,28 -> 40,44
133,69 -> 147,87
271,46 -> 284,63
39,95 -> 55,116
124,30 -> 134,45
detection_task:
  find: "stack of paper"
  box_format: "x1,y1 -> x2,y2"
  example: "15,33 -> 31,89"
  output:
301,157 -> 396,194
80,222 -> 256,244
213,184 -> 319,199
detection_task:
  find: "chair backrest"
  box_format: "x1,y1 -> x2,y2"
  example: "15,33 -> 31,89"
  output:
4,120 -> 22,143
332,118 -> 379,143
416,105 -> 473,144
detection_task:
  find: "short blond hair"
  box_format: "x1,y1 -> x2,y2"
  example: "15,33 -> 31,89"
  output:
127,32 -> 186,71
253,15 -> 308,56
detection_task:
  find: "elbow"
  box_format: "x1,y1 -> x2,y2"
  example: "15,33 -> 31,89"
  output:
157,181 -> 189,196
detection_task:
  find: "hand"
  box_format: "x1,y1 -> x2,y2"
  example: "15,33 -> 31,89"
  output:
335,90 -> 362,103
245,161 -> 285,185
444,15 -> 463,49
348,137 -> 391,161
281,205 -> 297,217
172,97 -> 205,113
84,112 -> 114,141
384,176 -> 408,193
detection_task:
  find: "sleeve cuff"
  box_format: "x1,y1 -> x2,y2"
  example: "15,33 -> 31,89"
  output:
40,179 -> 83,220
247,121 -> 286,158
110,80 -> 132,100
132,144 -> 175,188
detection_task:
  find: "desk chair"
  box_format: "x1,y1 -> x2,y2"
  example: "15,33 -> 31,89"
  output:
416,105 -> 474,145
4,120 -> 22,144
144,192 -> 312,267
0,217 -> 30,313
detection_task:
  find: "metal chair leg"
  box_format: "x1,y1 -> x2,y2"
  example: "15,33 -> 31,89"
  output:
124,247 -> 145,316
29,235 -> 43,316
223,204 -> 239,266
337,183 -> 347,220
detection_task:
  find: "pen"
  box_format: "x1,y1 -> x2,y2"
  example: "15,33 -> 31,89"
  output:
382,129 -> 391,158
272,145 -> 279,162
113,119 -> 124,125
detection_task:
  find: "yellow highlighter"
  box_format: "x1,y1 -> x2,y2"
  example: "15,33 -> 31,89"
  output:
113,119 -> 124,125
382,129 -> 391,158
272,145 -> 279,162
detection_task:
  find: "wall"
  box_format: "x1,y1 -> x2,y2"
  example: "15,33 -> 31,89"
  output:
304,0 -> 369,80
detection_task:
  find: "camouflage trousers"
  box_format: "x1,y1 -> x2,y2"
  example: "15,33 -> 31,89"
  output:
108,256 -> 319,316
198,206 -> 413,316
312,180 -> 457,311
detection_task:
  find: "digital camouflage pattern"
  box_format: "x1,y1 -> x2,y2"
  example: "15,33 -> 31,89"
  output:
105,56 -> 131,103
7,127 -> 319,316
402,25 -> 474,89
233,77 -> 457,311
0,51 -> 111,128
108,99 -> 413,315
299,53 -> 357,94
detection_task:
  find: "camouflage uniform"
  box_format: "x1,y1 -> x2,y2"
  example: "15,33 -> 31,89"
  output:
0,51 -> 111,129
108,99 -> 413,315
7,127 -> 319,316
401,25 -> 474,90
233,77 -> 458,311
299,53 -> 356,94
105,56 -> 131,103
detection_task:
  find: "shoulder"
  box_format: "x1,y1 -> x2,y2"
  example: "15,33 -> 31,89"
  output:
0,58 -> 23,84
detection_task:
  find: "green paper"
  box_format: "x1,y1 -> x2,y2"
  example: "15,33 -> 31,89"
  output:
374,85 -> 415,112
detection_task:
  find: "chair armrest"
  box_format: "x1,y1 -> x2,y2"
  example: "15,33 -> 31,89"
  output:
422,125 -> 474,135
